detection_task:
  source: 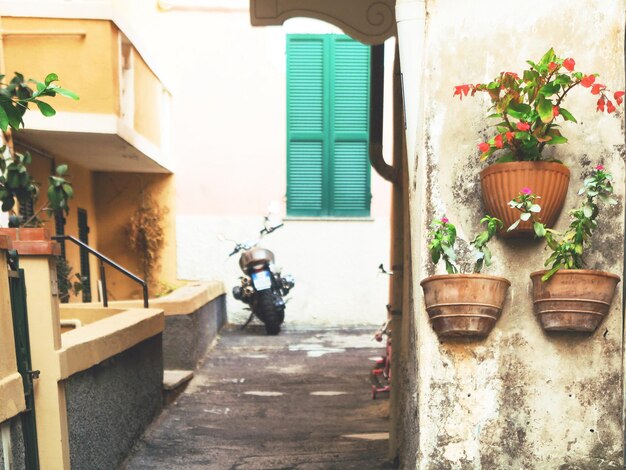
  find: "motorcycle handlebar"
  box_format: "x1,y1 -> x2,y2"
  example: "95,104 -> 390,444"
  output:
260,223 -> 284,236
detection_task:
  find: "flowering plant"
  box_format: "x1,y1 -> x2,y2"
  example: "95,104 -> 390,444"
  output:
428,215 -> 503,274
509,165 -> 616,280
454,48 -> 624,164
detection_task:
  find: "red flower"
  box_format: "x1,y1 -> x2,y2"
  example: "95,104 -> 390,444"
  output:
581,75 -> 596,87
563,58 -> 575,72
521,187 -> 532,195
591,83 -> 605,95
595,165 -> 605,171
553,106 -> 560,117
494,134 -> 504,149
607,100 -> 616,113
505,131 -> 514,143
548,62 -> 557,72
441,217 -> 449,224
478,142 -> 490,153
504,72 -> 519,80
516,121 -> 530,131
453,84 -> 471,100
614,91 -> 625,105
597,98 -> 606,112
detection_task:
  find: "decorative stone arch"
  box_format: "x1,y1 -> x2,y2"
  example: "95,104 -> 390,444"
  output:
249,0 -> 396,45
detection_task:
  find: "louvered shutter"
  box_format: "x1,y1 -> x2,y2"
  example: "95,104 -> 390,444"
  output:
330,36 -> 370,216
286,35 -> 327,216
286,34 -> 370,217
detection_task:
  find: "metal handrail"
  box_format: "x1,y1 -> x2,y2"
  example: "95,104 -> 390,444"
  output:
52,235 -> 149,308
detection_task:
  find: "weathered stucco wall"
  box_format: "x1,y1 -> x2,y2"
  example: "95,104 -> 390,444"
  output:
400,0 -> 626,467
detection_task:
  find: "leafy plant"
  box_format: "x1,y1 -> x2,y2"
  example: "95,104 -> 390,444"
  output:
127,197 -> 167,286
55,256 -> 84,303
0,72 -> 78,225
454,48 -> 624,164
509,165 -> 616,280
428,215 -> 502,274
507,187 -> 545,236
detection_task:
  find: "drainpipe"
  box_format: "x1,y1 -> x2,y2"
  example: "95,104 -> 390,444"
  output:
369,44 -> 397,184
395,0 -> 427,162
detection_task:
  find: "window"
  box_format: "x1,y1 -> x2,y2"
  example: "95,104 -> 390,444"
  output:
286,34 -> 371,217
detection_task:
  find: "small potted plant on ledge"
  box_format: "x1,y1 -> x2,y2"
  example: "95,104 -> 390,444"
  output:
420,215 -> 510,338
454,48 -> 623,237
0,72 -> 77,252
509,166 -> 620,332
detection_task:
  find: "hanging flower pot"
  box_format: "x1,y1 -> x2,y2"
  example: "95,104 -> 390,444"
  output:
480,161 -> 570,237
530,269 -> 620,333
454,49 -> 623,237
421,274 -> 510,338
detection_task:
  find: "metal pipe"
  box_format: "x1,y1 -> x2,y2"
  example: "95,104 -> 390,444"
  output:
369,44 -> 398,183
99,259 -> 108,307
52,235 -> 149,308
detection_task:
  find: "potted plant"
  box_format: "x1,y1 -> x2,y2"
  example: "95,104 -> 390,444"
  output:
455,48 -> 623,237
420,215 -> 510,338
509,166 -> 620,332
0,73 -> 77,254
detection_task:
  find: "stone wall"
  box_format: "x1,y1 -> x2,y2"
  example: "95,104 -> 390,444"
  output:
0,417 -> 25,470
64,335 -> 163,470
163,294 -> 227,370
398,0 -> 625,467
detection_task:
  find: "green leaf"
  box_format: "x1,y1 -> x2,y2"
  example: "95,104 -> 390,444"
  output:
537,96 -> 554,123
0,105 -> 9,132
53,87 -> 79,100
583,204 -> 593,218
520,212 -> 531,221
529,204 -> 541,213
495,154 -> 516,163
56,164 -> 68,176
558,107 -> 577,123
541,266 -> 560,282
62,183 -> 73,198
34,100 -> 56,117
1,197 -> 14,212
45,73 -> 59,86
546,135 -> 568,145
534,222 -> 546,238
507,219 -> 521,231
539,83 -> 560,96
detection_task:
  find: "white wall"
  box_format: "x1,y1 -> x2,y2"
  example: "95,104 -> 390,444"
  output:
104,5 -> 394,326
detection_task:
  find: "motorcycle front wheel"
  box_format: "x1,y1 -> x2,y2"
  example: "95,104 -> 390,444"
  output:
255,290 -> 283,335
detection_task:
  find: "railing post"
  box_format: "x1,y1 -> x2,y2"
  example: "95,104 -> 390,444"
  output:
98,260 -> 108,308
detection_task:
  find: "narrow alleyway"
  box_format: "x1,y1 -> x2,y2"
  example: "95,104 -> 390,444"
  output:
122,325 -> 393,469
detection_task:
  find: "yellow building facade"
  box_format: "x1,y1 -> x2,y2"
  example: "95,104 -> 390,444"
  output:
0,15 -> 177,302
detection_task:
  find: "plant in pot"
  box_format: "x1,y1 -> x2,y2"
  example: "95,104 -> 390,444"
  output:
509,166 -> 620,332
0,72 -> 77,228
455,48 -> 623,237
420,215 -> 510,338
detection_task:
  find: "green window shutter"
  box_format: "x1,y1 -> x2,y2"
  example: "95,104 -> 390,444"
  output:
329,36 -> 370,216
287,34 -> 370,217
287,35 -> 327,216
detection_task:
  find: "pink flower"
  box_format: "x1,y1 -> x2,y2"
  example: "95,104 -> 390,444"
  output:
441,217 -> 449,224
548,62 -> 557,72
521,187 -> 532,195
563,58 -> 575,72
595,165 -> 604,171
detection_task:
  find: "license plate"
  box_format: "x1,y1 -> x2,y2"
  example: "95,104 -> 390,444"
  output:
251,271 -> 272,290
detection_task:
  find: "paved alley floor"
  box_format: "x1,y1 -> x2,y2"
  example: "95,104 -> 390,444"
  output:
122,324 -> 394,470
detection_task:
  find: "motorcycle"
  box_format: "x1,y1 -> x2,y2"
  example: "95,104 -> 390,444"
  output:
223,216 -> 295,335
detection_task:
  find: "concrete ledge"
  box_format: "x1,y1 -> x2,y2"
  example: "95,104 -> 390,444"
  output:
106,281 -> 226,316
59,308 -> 164,380
60,305 -> 125,325
0,372 -> 25,423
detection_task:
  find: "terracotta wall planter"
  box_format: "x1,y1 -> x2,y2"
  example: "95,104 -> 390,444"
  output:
480,161 -> 570,238
420,274 -> 510,338
530,269 -> 620,333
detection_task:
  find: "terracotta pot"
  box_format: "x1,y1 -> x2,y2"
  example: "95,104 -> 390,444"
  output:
480,162 -> 570,238
530,269 -> 620,333
420,274 -> 510,338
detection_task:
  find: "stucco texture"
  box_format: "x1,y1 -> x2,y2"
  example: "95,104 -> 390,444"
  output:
404,0 -> 626,468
